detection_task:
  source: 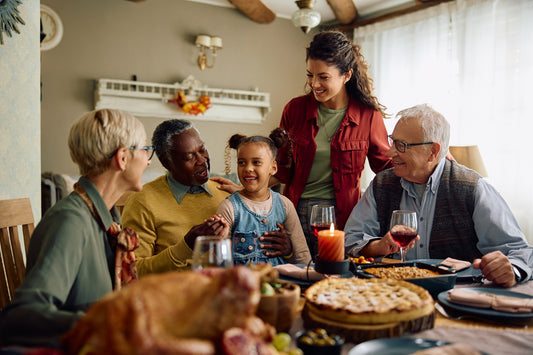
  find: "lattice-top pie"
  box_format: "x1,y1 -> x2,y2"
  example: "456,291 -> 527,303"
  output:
304,278 -> 433,324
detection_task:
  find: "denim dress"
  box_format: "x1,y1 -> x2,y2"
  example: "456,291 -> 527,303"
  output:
228,190 -> 286,266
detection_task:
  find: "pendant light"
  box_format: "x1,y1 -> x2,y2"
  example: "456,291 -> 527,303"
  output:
291,0 -> 321,34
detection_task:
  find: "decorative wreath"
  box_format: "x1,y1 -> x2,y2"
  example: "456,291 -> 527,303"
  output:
0,0 -> 25,45
167,90 -> 211,116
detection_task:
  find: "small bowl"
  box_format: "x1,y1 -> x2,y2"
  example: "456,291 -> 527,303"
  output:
297,329 -> 344,355
256,280 -> 301,332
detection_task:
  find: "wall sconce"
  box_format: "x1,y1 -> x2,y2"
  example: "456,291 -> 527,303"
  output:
195,35 -> 223,71
292,0 -> 321,34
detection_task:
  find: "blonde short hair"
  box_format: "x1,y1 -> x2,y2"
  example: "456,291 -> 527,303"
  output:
68,109 -> 146,176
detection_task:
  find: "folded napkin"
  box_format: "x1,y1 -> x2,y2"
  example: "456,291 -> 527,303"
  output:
273,264 -> 327,281
440,257 -> 471,272
447,289 -> 493,308
492,294 -> 533,313
447,289 -> 533,313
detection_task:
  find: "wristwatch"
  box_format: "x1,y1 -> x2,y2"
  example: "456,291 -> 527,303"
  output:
512,265 -> 523,282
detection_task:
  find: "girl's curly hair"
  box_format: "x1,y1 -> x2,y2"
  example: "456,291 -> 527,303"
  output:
224,131 -> 288,175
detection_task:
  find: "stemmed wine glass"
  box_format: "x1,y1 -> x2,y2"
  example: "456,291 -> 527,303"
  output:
309,205 -> 336,260
389,210 -> 418,263
191,236 -> 233,271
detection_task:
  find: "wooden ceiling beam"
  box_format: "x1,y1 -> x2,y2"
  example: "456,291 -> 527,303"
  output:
335,0 -> 454,31
327,0 -> 358,25
227,0 -> 276,24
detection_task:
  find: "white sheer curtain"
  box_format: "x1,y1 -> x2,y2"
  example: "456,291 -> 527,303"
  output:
355,0 -> 533,243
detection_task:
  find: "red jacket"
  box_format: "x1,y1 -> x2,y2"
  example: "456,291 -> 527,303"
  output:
276,94 -> 393,229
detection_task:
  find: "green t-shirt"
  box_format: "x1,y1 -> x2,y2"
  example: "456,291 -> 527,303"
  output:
301,104 -> 347,199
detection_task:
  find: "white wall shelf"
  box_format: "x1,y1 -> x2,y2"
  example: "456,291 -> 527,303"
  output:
94,76 -> 270,124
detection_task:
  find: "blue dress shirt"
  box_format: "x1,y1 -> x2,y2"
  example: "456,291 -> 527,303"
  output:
344,159 -> 532,281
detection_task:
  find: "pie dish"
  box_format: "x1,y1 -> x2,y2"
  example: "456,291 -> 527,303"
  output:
408,259 -> 484,282
304,278 -> 434,325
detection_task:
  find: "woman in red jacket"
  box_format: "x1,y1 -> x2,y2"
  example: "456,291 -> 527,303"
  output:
273,31 -> 392,261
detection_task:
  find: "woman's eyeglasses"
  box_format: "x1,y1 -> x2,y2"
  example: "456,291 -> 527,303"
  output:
133,146 -> 155,160
108,146 -> 155,160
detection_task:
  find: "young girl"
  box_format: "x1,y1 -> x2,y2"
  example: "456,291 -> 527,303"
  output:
217,134 -> 311,266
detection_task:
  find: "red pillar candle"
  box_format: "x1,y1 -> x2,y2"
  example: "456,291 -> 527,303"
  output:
317,224 -> 345,262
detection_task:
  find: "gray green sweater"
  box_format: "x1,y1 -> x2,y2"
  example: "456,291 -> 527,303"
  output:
0,177 -> 116,347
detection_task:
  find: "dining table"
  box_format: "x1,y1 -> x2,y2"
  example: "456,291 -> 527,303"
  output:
285,259 -> 533,355
1,261 -> 531,355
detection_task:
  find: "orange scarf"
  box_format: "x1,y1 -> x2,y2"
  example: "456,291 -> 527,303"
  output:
74,183 -> 138,290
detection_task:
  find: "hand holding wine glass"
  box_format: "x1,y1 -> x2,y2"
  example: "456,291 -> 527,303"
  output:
389,210 -> 418,263
191,236 -> 233,271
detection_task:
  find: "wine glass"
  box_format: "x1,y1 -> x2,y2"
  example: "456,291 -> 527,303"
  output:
191,236 -> 233,271
389,210 -> 418,263
309,205 -> 336,260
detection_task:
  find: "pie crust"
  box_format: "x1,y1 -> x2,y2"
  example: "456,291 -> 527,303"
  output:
304,278 -> 434,324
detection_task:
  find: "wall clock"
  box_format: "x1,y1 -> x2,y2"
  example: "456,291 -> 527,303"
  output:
0,0 -> 25,45
40,4 -> 63,51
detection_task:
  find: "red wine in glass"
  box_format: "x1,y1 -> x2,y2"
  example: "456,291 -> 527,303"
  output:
390,229 -> 417,248
389,210 -> 418,263
311,224 -> 330,238
309,205 -> 336,261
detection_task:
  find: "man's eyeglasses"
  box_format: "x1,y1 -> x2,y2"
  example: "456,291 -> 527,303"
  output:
108,146 -> 155,160
388,135 -> 433,153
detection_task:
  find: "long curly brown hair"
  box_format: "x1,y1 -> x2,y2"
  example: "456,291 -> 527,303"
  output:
306,31 -> 388,117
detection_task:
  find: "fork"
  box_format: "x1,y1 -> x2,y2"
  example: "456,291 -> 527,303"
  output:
435,302 -> 471,321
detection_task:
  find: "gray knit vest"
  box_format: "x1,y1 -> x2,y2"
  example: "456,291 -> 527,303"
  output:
374,159 -> 483,261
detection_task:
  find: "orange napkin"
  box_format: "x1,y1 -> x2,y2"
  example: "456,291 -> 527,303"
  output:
274,264 -> 326,281
447,289 -> 533,313
440,257 -> 471,272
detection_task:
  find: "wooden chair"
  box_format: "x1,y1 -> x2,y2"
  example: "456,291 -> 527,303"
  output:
0,198 -> 34,311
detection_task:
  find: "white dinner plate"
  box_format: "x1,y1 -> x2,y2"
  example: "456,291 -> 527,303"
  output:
348,337 -> 488,355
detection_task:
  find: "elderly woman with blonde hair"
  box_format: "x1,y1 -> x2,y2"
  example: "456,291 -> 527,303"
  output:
0,109 -> 153,347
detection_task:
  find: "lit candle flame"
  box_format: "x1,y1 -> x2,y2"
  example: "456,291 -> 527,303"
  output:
329,223 -> 335,233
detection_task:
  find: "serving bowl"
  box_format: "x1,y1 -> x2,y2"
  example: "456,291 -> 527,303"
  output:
256,280 -> 301,331
354,261 -> 457,298
297,328 -> 344,355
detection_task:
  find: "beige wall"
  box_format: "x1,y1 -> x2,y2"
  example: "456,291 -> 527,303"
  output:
41,0 -> 312,176
0,1 -> 41,220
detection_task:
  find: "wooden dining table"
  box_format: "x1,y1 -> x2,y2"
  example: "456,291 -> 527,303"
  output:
287,262 -> 533,355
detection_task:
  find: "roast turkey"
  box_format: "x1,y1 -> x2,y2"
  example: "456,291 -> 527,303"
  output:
62,266 -> 276,355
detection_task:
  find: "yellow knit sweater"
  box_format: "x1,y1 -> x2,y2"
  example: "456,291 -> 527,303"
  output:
121,175 -> 229,276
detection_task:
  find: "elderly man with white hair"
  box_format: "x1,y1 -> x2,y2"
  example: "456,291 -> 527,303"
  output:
344,104 -> 532,288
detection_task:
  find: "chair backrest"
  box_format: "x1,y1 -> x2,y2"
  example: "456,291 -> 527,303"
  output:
0,198 -> 34,311
115,191 -> 134,216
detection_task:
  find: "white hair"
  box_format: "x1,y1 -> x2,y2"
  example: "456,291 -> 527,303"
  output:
396,104 -> 450,160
